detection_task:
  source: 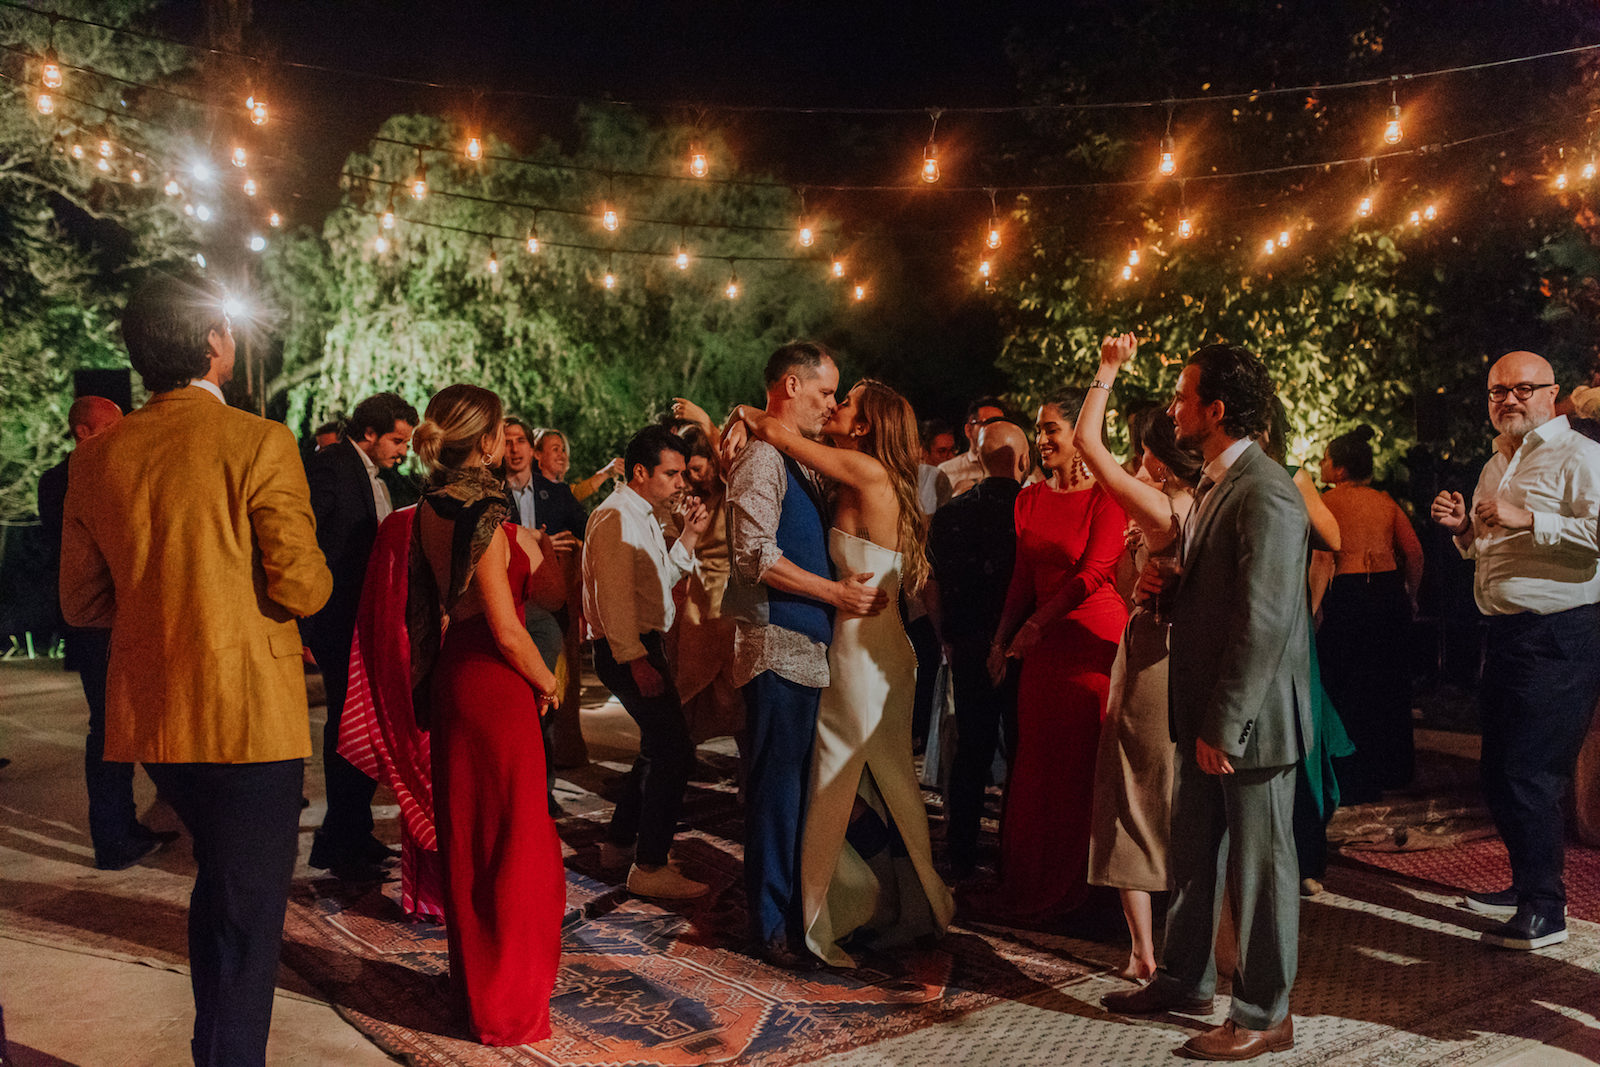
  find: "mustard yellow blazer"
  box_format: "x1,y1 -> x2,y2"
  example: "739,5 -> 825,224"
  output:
60,387 -> 333,763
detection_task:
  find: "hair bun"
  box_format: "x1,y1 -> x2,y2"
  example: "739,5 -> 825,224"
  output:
1353,425 -> 1376,443
411,419 -> 446,469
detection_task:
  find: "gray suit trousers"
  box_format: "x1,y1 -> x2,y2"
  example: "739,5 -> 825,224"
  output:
1154,754 -> 1298,1030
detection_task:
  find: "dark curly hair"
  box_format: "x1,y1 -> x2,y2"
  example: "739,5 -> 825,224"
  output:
1189,344 -> 1277,441
1326,425 -> 1376,481
1133,408 -> 1203,487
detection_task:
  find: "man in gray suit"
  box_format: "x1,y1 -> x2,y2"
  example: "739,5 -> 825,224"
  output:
1103,344 -> 1311,1062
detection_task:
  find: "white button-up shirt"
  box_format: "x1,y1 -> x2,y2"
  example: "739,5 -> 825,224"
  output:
1457,415 -> 1600,615
582,483 -> 695,663
506,472 -> 537,529
1184,435 -> 1253,555
351,439 -> 393,524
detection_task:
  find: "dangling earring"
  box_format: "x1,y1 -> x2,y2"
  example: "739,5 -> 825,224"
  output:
1069,455 -> 1090,487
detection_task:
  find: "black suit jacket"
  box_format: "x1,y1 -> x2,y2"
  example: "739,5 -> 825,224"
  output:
303,439 -> 379,655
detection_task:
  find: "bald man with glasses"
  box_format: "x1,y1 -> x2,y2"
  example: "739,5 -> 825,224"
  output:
1432,350 -> 1600,952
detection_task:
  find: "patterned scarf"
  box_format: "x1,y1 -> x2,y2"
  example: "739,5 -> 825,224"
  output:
406,464 -> 511,728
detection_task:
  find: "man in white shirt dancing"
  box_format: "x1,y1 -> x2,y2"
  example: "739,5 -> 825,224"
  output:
583,425 -> 711,899
1432,349 -> 1600,951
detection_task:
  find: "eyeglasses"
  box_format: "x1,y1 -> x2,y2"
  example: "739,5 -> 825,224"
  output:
1487,382 -> 1555,403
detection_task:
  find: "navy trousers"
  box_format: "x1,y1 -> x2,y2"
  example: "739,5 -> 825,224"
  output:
742,670 -> 822,944
145,759 -> 303,1067
1480,603 -> 1600,922
70,628 -> 141,861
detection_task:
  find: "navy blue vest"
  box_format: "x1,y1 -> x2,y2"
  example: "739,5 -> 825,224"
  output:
769,457 -> 834,645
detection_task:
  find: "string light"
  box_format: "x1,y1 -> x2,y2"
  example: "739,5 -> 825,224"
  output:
35,92 -> 52,114
1120,264 -> 1134,281
192,160 -> 214,182
1127,244 -> 1140,267
1159,135 -> 1177,177
163,178 -> 180,196
248,233 -> 266,252
381,194 -> 396,230
1176,180 -> 1193,239
243,177 -> 258,196
69,143 -> 83,159
1358,195 -> 1373,217
465,135 -> 483,162
374,235 -> 390,254
799,224 -> 814,248
689,140 -> 708,178
921,108 -> 942,184
41,52 -> 62,90
410,157 -> 428,200
675,240 -> 689,270
1423,202 -> 1437,220
1585,162 -> 1597,181
1555,171 -> 1570,191
1278,229 -> 1291,247
1264,238 -> 1277,254
1408,209 -> 1422,226
1178,216 -> 1194,239
725,263 -> 740,299
1384,84 -> 1403,145
487,248 -> 500,274
246,95 -> 268,126
526,225 -> 540,255
129,168 -> 142,183
269,210 -> 282,227
97,139 -> 112,158
603,267 -> 617,290
853,283 -> 866,301
195,204 -> 213,222
601,203 -> 619,231
985,188 -> 1002,248
831,257 -> 845,279
979,259 -> 991,278
231,146 -> 247,168
95,157 -> 109,173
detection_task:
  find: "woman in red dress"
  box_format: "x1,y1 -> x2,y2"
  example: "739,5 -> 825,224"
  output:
411,385 -> 564,1046
984,394 -> 1129,921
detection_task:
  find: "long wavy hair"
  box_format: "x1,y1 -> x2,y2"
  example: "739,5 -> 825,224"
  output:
848,379 -> 930,596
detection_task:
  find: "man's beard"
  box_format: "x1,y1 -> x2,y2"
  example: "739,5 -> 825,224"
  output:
1494,411 -> 1549,438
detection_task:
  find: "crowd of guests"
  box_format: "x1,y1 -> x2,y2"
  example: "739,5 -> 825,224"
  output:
42,266 -> 1600,1064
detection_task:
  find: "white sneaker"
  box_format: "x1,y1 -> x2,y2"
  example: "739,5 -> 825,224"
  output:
626,862 -> 710,899
598,841 -> 634,868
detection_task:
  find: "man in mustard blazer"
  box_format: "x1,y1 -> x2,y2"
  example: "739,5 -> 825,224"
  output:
60,271 -> 331,1067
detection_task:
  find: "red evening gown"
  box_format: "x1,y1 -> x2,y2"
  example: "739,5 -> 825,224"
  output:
995,481 -> 1128,920
430,528 -> 564,1046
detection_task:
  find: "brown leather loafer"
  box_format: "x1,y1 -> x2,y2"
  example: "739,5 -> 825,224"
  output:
1101,981 -> 1213,1015
1182,1016 -> 1294,1061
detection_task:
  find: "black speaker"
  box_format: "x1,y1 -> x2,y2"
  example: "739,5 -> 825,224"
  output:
74,368 -> 133,413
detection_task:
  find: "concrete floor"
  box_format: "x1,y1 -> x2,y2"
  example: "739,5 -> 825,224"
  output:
3,656 -> 1600,1066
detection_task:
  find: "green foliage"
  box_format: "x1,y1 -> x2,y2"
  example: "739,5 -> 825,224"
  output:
267,108 -> 840,477
0,0 -> 199,517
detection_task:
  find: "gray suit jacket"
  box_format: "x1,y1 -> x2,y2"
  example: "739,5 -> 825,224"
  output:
1168,441 -> 1312,769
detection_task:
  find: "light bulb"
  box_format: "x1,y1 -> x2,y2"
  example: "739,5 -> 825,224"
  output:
195,204 -> 213,222
1358,195 -> 1373,218
410,172 -> 427,200
70,143 -> 84,159
374,235 -> 389,254
465,136 -> 482,162
243,178 -> 258,197
921,145 -> 940,184
726,275 -> 740,299
1128,247 -> 1140,267
1384,103 -> 1402,145
1278,230 -> 1290,247
42,57 -> 62,90
248,234 -> 265,252
95,157 -> 110,173
987,227 -> 1002,250
675,246 -> 689,270
603,269 -> 617,290
164,178 -> 181,196
269,211 -> 282,227
192,161 -> 213,182
853,284 -> 866,301
1177,216 -> 1193,239
979,259 -> 991,278
602,205 -> 618,231
1120,264 -> 1134,281
381,207 -> 395,230
1423,203 -> 1436,221
799,225 -> 814,248
129,169 -> 143,183
1408,209 -> 1421,226
35,92 -> 53,114
1264,238 -> 1276,255
1585,162 -> 1598,181
832,258 -> 844,279
98,139 -> 113,158
1556,172 -> 1570,191
194,253 -> 206,268
487,252 -> 499,274
689,142 -> 708,178
250,99 -> 268,126
1159,135 -> 1176,177
526,232 -> 540,254
231,146 -> 246,168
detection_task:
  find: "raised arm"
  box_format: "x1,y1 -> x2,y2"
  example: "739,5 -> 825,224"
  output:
573,458 -> 623,503
730,404 -> 886,492
1076,333 -> 1181,549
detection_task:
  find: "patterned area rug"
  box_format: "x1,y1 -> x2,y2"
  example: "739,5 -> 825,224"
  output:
1338,835 -> 1600,924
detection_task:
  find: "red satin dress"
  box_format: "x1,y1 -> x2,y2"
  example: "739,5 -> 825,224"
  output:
995,481 -> 1129,920
430,529 -> 564,1046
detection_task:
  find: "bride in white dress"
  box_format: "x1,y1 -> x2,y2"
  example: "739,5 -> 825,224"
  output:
730,380 -> 955,967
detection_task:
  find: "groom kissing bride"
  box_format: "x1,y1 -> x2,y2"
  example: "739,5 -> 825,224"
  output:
724,340 -> 956,971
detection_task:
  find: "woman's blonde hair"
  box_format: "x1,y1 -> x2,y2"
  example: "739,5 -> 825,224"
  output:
413,384 -> 504,476
850,379 -> 930,596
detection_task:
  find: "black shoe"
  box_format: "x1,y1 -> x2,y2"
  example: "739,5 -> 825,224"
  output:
1462,887 -> 1518,918
758,938 -> 823,972
300,795 -> 311,809
1101,981 -> 1213,1016
95,836 -> 163,871
548,794 -> 566,817
132,824 -> 181,846
359,835 -> 399,864
327,859 -> 389,883
1482,909 -> 1567,950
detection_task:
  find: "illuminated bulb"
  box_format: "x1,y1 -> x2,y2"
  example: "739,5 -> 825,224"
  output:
799,225 -> 814,248
243,178 -> 258,197
374,235 -> 389,254
689,142 -> 708,178
248,234 -> 265,252
832,258 -> 845,279
1585,162 -> 1597,181
1358,195 -> 1373,218
129,169 -> 142,183
192,161 -> 213,182
41,56 -> 62,90
526,232 -> 540,254
184,203 -> 195,216
164,178 -> 181,196
979,259 -> 991,278
1278,230 -> 1290,247
195,204 -> 213,222
1264,238 -> 1277,255
381,203 -> 396,229
410,171 -> 427,200
726,274 -> 740,300
1177,216 -> 1193,239
1555,172 -> 1569,191
35,92 -> 53,114
1423,203 -> 1436,221
98,139 -> 113,158
194,253 -> 206,268
465,136 -> 482,162
250,99 -> 268,126
675,246 -> 689,270
1158,135 -> 1176,177
601,205 -> 619,231
70,143 -> 84,159
487,251 -> 499,274
853,284 -> 866,301
1120,264 -> 1134,281
987,227 -> 1002,250
602,269 -> 617,290
95,157 -> 110,173
268,211 -> 282,227
921,145 -> 940,184
1128,247 -> 1140,267
231,146 -> 246,168
1408,209 -> 1421,226
1383,103 -> 1403,145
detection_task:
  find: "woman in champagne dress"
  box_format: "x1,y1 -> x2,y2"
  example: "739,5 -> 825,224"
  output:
731,380 -> 955,967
